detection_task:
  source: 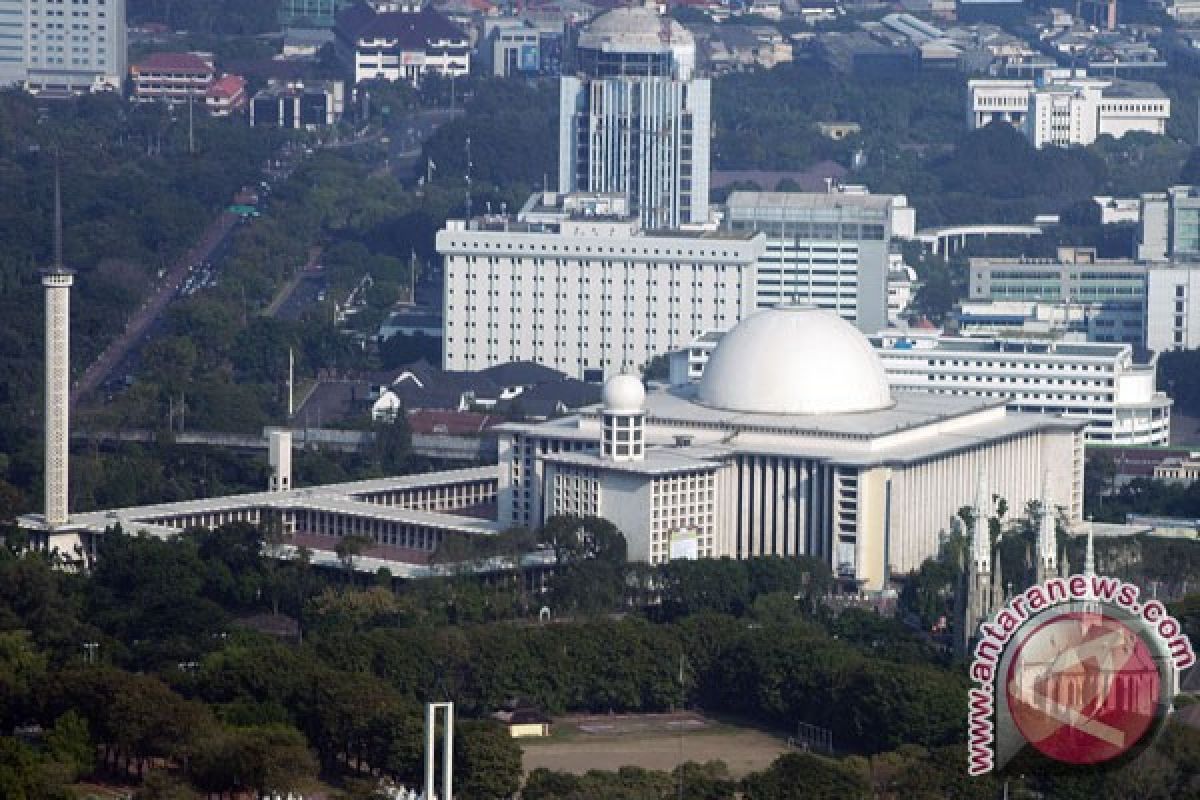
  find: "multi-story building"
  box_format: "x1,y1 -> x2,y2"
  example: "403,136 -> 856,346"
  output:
130,52 -> 215,104
955,299 -> 1089,338
721,188 -> 916,334
205,74 -> 247,116
483,17 -> 563,77
281,0 -> 355,29
1145,263 -> 1200,352
558,4 -> 710,229
967,72 -> 1170,148
249,80 -> 345,128
872,332 -> 1171,446
335,0 -> 469,85
437,191 -> 764,381
1138,185 -> 1200,263
0,0 -> 126,94
968,248 -> 1146,345
672,327 -> 1171,446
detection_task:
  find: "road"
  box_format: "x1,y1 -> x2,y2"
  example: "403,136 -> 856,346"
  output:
265,246 -> 324,320
70,211 -> 239,406
72,142 -> 309,406
385,108 -> 463,181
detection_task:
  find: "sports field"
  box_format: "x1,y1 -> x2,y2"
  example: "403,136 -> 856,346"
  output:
520,712 -> 791,778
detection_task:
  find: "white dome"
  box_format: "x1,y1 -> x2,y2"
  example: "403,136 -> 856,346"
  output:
696,307 -> 894,415
579,6 -> 693,53
603,374 -> 646,413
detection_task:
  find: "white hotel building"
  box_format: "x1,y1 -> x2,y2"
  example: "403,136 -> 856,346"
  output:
499,307 -> 1085,589
0,0 -> 126,94
437,191 -> 764,382
672,328 -> 1171,446
968,72 -> 1169,149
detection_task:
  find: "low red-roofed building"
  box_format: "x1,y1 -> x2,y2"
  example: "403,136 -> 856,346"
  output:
406,409 -> 501,435
130,52 -> 216,104
205,74 -> 248,116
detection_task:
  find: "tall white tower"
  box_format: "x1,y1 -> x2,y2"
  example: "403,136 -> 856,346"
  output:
42,166 -> 73,528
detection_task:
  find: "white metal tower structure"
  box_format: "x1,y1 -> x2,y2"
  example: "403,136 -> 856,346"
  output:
1084,517 -> 1096,577
1036,472 -> 1058,584
42,164 -> 74,528
972,469 -> 992,574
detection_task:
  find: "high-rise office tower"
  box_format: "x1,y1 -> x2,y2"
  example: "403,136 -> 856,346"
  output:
558,4 -> 710,229
0,0 -> 126,94
42,167 -> 73,528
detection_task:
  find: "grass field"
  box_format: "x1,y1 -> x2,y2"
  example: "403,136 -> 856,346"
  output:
520,712 -> 792,778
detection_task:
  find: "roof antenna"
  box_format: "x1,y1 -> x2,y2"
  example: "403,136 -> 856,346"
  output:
53,151 -> 63,269
465,134 -> 472,222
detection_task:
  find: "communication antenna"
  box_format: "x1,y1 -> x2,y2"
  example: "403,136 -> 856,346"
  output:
53,152 -> 63,268
465,134 -> 473,221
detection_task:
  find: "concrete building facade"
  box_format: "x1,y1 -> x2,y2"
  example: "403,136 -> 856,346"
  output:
722,188 -> 916,334
437,191 -> 764,381
872,332 -> 1172,446
558,5 -> 710,229
968,72 -> 1170,148
1145,263 -> 1200,352
968,248 -> 1146,345
0,0 -> 126,94
335,1 -> 469,85
1138,185 -> 1200,263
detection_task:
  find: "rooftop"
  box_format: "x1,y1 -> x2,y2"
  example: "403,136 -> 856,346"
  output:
133,52 -> 215,73
725,190 -> 895,211
336,2 -> 468,47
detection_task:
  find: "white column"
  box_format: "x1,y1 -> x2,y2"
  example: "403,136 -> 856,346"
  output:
43,271 -> 73,527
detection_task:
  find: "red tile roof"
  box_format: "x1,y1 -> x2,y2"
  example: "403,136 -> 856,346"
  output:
407,409 -> 500,435
207,73 -> 246,99
134,52 -> 214,74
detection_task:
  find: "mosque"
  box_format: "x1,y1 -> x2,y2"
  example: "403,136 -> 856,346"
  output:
24,305 -> 1085,591
497,306 -> 1085,590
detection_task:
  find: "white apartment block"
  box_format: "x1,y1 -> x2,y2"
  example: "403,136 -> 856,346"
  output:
1145,263 -> 1200,353
968,72 -> 1169,149
671,328 -> 1172,446
871,333 -> 1171,446
438,191 -> 764,381
722,188 -> 916,334
0,0 -> 126,94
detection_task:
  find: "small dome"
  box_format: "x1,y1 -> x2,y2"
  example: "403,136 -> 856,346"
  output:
603,374 -> 646,413
696,307 -> 894,415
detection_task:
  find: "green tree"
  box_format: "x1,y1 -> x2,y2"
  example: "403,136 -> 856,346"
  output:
44,711 -> 95,781
742,752 -> 870,800
455,719 -> 523,800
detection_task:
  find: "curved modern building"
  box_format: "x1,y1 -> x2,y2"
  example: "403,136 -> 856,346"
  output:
559,4 -> 710,228
498,305 -> 1086,589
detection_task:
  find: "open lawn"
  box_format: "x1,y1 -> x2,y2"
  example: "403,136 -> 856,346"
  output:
520,712 -> 792,778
